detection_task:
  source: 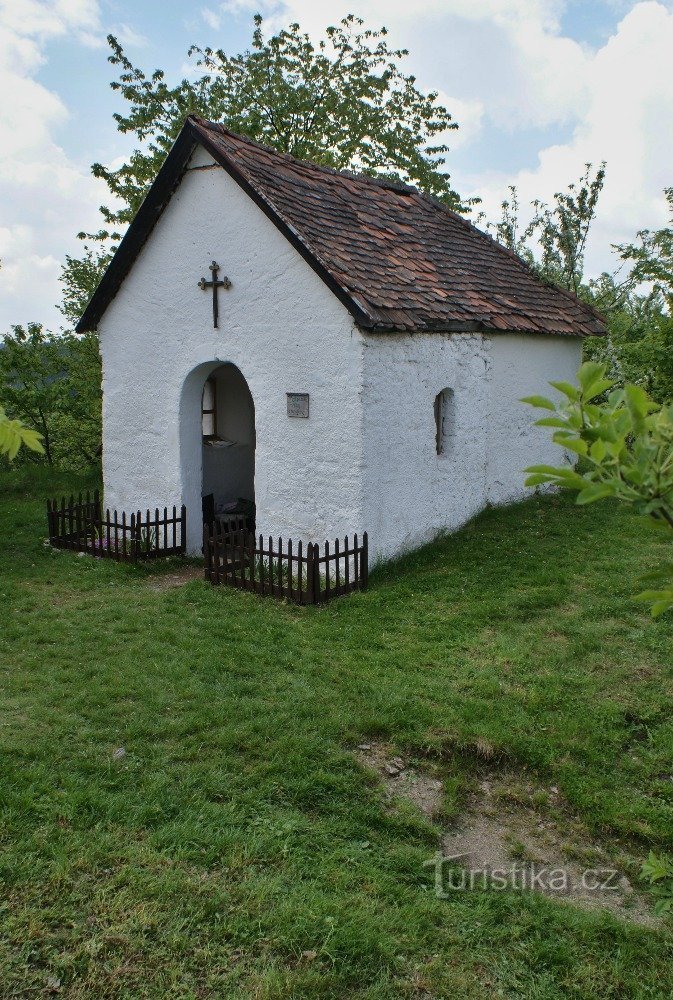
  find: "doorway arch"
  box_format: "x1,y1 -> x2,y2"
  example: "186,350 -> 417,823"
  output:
179,361 -> 255,553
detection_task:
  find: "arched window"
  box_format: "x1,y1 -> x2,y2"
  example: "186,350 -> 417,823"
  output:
202,376 -> 217,438
434,388 -> 455,456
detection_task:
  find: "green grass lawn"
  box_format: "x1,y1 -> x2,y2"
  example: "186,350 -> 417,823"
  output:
1,467 -> 673,998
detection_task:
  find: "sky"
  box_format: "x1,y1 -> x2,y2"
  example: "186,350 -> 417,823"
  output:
0,0 -> 672,333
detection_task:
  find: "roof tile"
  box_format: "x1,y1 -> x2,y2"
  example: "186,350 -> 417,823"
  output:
77,116 -> 607,337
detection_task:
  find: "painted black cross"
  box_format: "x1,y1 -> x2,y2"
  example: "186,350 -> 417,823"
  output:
198,261 -> 231,329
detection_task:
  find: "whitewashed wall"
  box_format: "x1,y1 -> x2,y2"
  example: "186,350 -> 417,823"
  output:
360,332 -> 490,561
485,333 -> 582,506
99,144 -> 364,553
360,330 -> 582,561
99,140 -> 583,561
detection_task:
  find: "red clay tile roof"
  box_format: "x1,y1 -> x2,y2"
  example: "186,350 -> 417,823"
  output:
77,115 -> 605,336
190,117 -> 605,337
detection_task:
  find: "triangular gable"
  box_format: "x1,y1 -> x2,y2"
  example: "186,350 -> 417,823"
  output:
77,115 -> 605,337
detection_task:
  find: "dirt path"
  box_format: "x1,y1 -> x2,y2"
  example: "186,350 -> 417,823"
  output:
355,742 -> 657,927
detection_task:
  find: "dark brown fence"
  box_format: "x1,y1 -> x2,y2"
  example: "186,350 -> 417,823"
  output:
46,491 -> 186,562
203,524 -> 368,604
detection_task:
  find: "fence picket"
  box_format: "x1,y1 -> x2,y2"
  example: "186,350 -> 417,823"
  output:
324,541 -> 331,603
249,533 -> 256,591
202,526 -> 367,605
45,495 -> 185,564
288,539 -> 293,602
297,540 -> 303,603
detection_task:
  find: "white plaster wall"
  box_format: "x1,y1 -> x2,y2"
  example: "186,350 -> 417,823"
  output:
485,333 -> 582,505
361,332 -> 491,562
360,331 -> 583,562
98,143 -> 364,554
99,142 -> 583,562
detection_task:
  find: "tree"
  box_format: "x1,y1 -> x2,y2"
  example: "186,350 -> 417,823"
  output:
487,185 -> 536,266
582,188 -> 673,405
584,277 -> 673,403
0,325 -> 101,469
63,15 -> 468,314
522,361 -> 673,616
52,332 -> 103,468
60,245 -> 114,328
0,325 -> 64,466
488,164 -> 606,294
616,187 -> 673,311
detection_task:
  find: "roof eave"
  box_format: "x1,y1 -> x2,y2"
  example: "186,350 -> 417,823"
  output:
358,320 -> 604,336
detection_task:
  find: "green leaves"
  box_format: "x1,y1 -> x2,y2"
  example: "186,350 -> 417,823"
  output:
0,325 -> 102,470
519,395 -> 555,411
575,483 -> 615,505
641,851 -> 673,915
488,164 -> 606,296
523,363 -> 673,617
549,380 -> 580,401
0,406 -> 44,461
617,186 -> 673,314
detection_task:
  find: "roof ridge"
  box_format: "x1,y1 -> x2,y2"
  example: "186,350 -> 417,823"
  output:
77,115 -> 607,336
189,115 -> 425,197
191,116 -> 605,326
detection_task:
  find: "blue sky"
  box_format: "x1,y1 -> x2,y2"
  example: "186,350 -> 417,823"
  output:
1,0 -> 671,332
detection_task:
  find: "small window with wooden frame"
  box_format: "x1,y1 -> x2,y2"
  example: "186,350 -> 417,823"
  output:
202,376 -> 217,438
434,387 -> 455,456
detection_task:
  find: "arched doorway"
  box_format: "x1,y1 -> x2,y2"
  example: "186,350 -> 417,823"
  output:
200,363 -> 256,528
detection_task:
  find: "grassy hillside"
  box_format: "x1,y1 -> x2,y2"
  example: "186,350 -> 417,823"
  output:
1,468 -> 672,997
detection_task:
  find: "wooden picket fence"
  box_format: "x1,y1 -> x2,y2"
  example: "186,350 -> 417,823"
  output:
203,523 -> 368,605
46,490 -> 186,562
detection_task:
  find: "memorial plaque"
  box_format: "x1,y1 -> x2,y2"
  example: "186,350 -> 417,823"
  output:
286,392 -> 309,418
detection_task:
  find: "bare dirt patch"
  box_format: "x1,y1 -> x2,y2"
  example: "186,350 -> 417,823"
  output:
354,742 -> 657,926
355,743 -> 443,819
146,565 -> 205,592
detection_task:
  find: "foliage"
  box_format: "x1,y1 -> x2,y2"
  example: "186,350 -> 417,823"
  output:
1,472 -> 672,994
532,163 -> 606,296
616,187 -> 673,311
583,188 -> 673,406
641,851 -> 673,917
523,361 -> 673,615
0,324 -> 65,466
60,245 -> 113,327
51,331 -> 103,468
0,324 -> 101,470
486,185 -> 536,267
487,164 -> 606,294
0,404 -> 43,460
585,276 -> 673,404
63,15 -> 468,314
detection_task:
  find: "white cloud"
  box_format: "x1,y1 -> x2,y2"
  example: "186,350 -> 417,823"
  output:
116,22 -> 149,48
464,2 -> 673,275
0,0 -> 108,333
246,0 -> 671,275
201,7 -> 222,30
260,0 -> 591,129
435,93 -> 485,150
